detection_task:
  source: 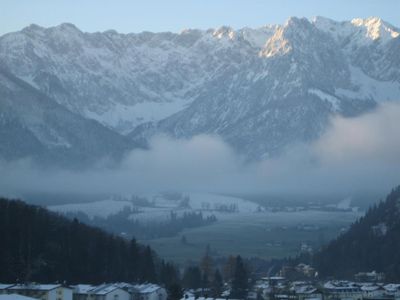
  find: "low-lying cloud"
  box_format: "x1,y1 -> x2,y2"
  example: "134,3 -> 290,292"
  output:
1,102 -> 400,199
257,102 -> 400,194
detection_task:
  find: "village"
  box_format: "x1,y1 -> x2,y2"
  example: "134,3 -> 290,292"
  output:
0,282 -> 167,300
1,270 -> 400,300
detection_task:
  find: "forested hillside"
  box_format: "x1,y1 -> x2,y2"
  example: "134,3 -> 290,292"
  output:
314,186 -> 400,280
0,198 -> 179,285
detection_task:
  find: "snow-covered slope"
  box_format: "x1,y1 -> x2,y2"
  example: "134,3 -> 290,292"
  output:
1,16 -> 399,161
129,17 -> 400,159
0,68 -> 133,166
0,23 -> 275,134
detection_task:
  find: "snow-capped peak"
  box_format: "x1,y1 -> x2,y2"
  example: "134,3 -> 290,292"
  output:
212,26 -> 235,39
260,17 -> 317,57
54,22 -> 81,32
22,23 -> 44,33
239,26 -> 278,48
285,16 -> 310,27
260,27 -> 291,57
351,17 -> 399,42
311,16 -> 339,30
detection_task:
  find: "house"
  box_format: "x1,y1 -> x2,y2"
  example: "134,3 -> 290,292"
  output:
132,284 -> 167,300
323,281 -> 362,300
261,277 -> 286,290
73,285 -> 96,300
0,295 -> 39,300
292,285 -> 323,300
113,283 -> 137,300
7,284 -> 72,300
73,284 -> 130,300
360,285 -> 386,299
355,271 -> 385,283
0,285 -> 15,295
384,284 -> 400,300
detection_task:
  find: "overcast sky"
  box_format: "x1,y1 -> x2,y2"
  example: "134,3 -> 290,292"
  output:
1,0 -> 399,35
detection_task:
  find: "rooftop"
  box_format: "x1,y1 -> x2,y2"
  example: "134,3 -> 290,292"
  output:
133,283 -> 162,294
0,294 -> 39,300
9,284 -> 62,291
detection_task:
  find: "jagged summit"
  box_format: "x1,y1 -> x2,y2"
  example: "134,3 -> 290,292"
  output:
21,22 -> 81,34
22,23 -> 44,32
55,22 -> 80,31
285,16 -> 311,27
212,26 -> 235,39
260,16 -> 327,58
311,16 -> 341,28
351,16 -> 400,42
312,16 -> 399,45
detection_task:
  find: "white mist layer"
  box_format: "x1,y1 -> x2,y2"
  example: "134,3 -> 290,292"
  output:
1,103 -> 400,198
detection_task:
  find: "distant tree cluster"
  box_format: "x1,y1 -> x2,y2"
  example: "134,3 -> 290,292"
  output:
0,198 -> 179,289
314,186 -> 400,281
65,209 -> 217,239
200,202 -> 238,213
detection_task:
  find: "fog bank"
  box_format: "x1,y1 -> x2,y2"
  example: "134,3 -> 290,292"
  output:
1,102 -> 400,199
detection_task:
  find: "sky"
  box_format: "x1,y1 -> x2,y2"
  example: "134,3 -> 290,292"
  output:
1,0 -> 399,35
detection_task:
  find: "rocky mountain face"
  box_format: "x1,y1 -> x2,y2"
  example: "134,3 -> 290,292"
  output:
0,16 -> 399,162
0,68 -> 133,167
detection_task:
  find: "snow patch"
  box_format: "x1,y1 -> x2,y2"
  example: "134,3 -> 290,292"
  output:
335,67 -> 400,101
351,17 -> 399,43
84,98 -> 191,134
308,89 -> 340,111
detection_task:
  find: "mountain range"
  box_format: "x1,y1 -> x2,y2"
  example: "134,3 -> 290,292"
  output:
1,16 -> 399,164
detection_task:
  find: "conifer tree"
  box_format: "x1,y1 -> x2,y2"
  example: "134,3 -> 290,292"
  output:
231,256 -> 248,299
211,269 -> 223,297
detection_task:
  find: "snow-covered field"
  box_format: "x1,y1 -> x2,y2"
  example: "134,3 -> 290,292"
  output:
47,192 -> 363,262
47,192 -> 260,221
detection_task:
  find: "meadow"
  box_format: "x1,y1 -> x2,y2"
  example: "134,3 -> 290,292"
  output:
143,210 -> 362,264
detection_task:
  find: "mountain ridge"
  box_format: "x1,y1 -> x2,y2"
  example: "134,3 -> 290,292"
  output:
0,67 -> 134,167
1,16 -> 399,161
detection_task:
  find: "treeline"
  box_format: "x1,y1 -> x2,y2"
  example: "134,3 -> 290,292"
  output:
314,186 -> 400,281
0,198 -> 179,288
65,208 -> 217,239
182,247 -> 249,299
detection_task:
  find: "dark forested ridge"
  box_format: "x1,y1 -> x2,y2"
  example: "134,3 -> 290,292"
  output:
0,197 -> 179,285
314,186 -> 400,281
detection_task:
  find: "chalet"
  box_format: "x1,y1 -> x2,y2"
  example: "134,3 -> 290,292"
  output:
73,284 -> 130,300
132,284 -> 167,300
384,284 -> 400,300
261,277 -> 286,289
73,285 -> 95,300
292,285 -> 323,300
323,281 -> 362,300
7,284 -> 73,300
355,271 -> 385,283
360,285 -> 386,299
